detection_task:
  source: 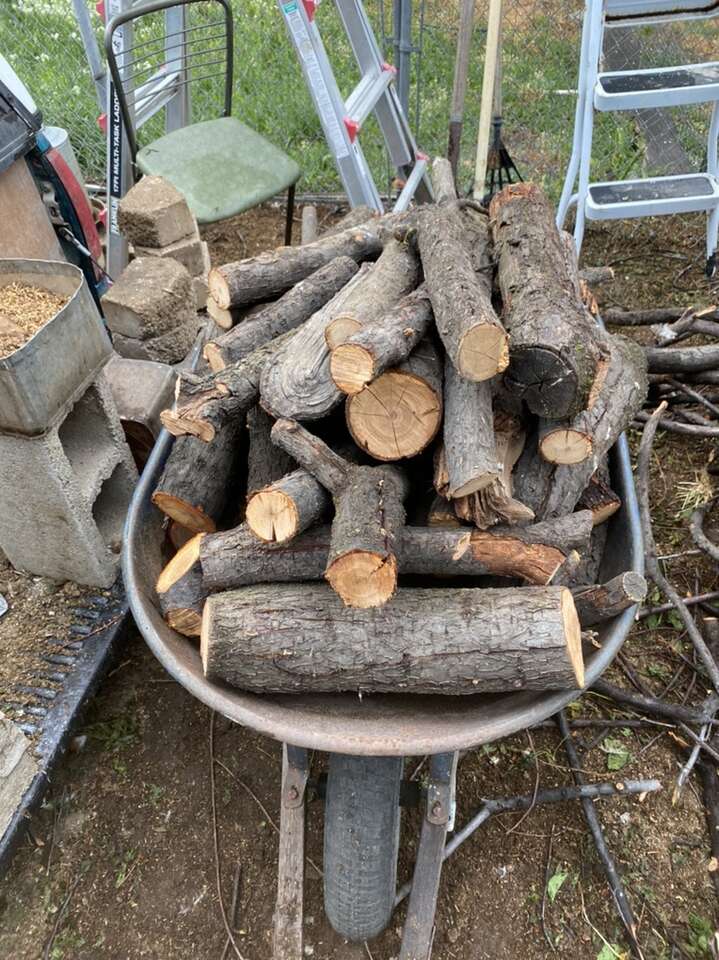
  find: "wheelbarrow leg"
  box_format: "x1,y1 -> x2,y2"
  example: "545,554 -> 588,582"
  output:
399,752 -> 459,960
272,744 -> 309,960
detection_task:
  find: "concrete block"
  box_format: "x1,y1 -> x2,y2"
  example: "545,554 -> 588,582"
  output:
135,232 -> 206,278
0,715 -> 38,841
192,273 -> 209,311
118,175 -> 196,248
101,257 -> 193,340
111,313 -> 199,365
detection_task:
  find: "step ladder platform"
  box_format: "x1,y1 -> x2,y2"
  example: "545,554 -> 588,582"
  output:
596,61 -> 719,110
587,173 -> 719,219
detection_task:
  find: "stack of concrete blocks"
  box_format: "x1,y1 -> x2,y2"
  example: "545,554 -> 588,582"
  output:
0,264 -> 138,588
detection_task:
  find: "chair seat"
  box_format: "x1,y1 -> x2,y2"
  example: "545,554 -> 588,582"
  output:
137,117 -> 301,224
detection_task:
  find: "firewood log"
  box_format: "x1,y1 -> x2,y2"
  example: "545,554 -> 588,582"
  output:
322,205 -> 379,237
246,405 -> 294,494
329,285 -> 433,395
645,344 -> 719,374
576,466 -> 621,526
554,522 -> 608,587
156,533 -> 207,637
207,223 -> 383,309
418,203 -> 508,381
203,257 -> 359,370
200,512 -> 594,592
200,584 -> 585,694
537,335 -> 647,466
271,418 -> 408,607
434,356 -> 499,498
345,339 -> 443,461
323,238 -> 420,349
427,495 -> 462,527
245,468 -> 330,543
206,297 -> 269,331
152,418 -> 241,532
573,572 -> 647,627
489,183 -> 605,419
431,156 -> 457,204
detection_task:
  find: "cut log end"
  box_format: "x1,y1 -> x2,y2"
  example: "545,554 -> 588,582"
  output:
160,409 -> 215,443
325,315 -> 363,351
208,270 -> 231,311
330,342 -> 376,395
206,296 -> 233,329
505,348 -> 578,419
540,428 -> 593,466
325,552 -> 398,609
457,324 -> 509,382
346,370 -> 442,461
151,491 -> 217,533
561,588 -> 585,688
203,341 -> 226,372
167,608 -> 203,637
245,489 -> 299,543
156,533 -> 205,593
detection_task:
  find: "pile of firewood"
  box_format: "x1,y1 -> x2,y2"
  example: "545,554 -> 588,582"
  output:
151,159 -> 649,698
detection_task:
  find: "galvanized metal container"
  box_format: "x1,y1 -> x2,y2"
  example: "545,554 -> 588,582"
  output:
0,259 -> 112,436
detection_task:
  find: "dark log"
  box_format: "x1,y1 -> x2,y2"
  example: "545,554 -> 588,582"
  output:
203,257 -> 359,371
418,203 -> 508,382
427,495 -> 462,528
246,405 -> 294,495
572,572 -> 648,627
538,335 -> 647,465
576,467 -> 621,526
323,239 -> 420,350
489,183 -> 604,419
345,339 -> 443,461
604,306 -> 688,326
322,206 -> 378,237
592,677 -> 713,725
245,468 -> 330,543
201,584 -> 584,694
156,533 -> 207,637
329,285 -> 433,395
633,410 -> 719,437
152,418 -> 240,532
435,355 -> 499,498
551,513 -> 608,588
207,223 -> 383,309
200,512 -> 594,591
646,344 -> 719,374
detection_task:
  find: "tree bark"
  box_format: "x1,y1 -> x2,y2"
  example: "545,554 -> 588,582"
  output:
489,183 -> 604,419
246,405 -> 294,494
206,297 -> 269,331
323,239 -> 420,349
329,284 -> 433,395
245,468 -> 330,543
201,513 -> 594,591
207,223 -> 383,309
151,419 -> 241,532
646,344 -> 719,374
200,584 -> 584,695
156,533 -> 207,637
418,203 -> 508,381
203,257 -> 359,370
572,572 -> 648,627
322,206 -> 379,237
345,339 -> 443,461
427,494 -> 462,527
431,156 -> 458,204
576,465 -> 621,526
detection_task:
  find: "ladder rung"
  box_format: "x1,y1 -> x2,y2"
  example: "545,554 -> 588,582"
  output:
345,65 -> 395,134
586,173 -> 719,220
595,61 -> 719,111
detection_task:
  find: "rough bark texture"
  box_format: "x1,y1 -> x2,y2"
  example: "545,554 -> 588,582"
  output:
345,339 -> 443,461
245,468 -> 330,543
246,406 -> 294,494
201,513 -> 594,591
576,465 -> 621,526
572,572 -> 648,627
152,419 -> 240,532
203,257 -> 359,370
418,203 -> 508,382
329,284 -> 433,395
489,183 -> 604,418
645,344 -> 719,374
431,156 -> 458,204
270,419 -> 350,493
323,239 -> 420,350
427,495 -> 462,527
208,224 -> 383,309
156,533 -> 207,637
555,522 -> 608,588
200,584 -> 584,694
436,356 -> 500,498
322,206 -> 378,237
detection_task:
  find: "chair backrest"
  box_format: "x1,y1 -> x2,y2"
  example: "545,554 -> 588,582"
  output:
605,0 -> 719,24
105,0 -> 234,164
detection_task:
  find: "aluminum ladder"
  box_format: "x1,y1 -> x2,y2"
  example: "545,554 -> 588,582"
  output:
278,0 -> 433,212
557,0 -> 719,273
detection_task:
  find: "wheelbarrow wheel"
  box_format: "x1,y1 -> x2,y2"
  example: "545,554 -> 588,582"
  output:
323,753 -> 403,942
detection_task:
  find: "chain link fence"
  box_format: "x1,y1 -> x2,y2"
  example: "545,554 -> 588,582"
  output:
0,0 -> 714,201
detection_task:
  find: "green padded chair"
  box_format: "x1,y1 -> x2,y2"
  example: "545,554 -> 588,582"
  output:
105,0 -> 301,244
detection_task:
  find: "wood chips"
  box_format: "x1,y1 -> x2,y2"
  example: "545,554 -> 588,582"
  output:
0,282 -> 67,359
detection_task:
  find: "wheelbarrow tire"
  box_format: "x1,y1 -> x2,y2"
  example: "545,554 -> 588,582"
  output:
323,753 -> 403,942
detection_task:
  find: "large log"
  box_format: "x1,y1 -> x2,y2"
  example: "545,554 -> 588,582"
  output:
156,533 -> 207,637
203,257 -> 359,371
418,203 -> 509,381
206,297 -> 270,332
207,223 -> 383,309
152,418 -> 240,531
573,572 -> 647,627
489,183 -> 605,419
329,285 -> 433,395
323,239 -> 420,349
245,468 -> 330,543
345,339 -> 443,461
200,584 -> 585,694
246,405 -> 294,494
200,513 -> 594,591
322,205 -> 379,237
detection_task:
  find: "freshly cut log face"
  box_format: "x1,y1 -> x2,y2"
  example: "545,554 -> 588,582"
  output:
200,584 -> 585,694
156,533 -> 207,637
245,468 -> 329,543
538,426 -> 593,466
345,340 -> 442,461
576,467 -> 621,526
573,572 -> 647,627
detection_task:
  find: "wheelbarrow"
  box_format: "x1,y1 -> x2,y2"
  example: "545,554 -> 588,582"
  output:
122,422 -> 642,958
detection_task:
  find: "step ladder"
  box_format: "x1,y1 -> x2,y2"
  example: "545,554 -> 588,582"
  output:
557,0 -> 719,273
278,0 -> 433,212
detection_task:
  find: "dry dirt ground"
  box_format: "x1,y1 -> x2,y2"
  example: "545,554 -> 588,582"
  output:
0,205 -> 718,960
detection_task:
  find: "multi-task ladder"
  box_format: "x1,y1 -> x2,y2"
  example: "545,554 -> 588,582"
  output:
557,0 -> 719,272
278,0 -> 433,212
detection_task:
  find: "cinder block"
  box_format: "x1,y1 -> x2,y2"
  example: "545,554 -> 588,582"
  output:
0,371 -> 138,586
118,175 -> 196,248
111,313 -> 199,365
192,273 -> 209,311
101,257 -> 194,340
135,233 -> 207,278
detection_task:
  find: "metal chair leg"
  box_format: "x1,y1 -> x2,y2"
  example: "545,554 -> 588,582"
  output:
272,744 -> 309,960
556,0 -> 593,229
285,183 -> 296,246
